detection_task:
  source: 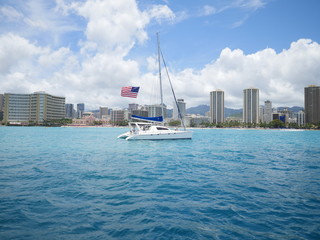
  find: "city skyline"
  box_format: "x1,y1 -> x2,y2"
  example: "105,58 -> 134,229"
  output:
0,84 -> 310,114
48,84 -> 311,111
1,86 -> 318,126
0,0 -> 320,109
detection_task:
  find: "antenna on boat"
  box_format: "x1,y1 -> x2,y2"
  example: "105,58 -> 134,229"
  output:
157,33 -> 164,122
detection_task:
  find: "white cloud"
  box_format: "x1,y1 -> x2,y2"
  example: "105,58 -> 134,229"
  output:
199,5 -> 216,16
0,0 -> 164,109
225,0 -> 265,11
1,34 -> 319,110
0,5 -> 23,21
208,0 -> 265,28
24,18 -> 48,30
146,56 -> 158,72
72,0 -> 149,55
0,33 -> 43,74
0,0 -> 82,49
0,0 -> 319,112
232,14 -> 249,28
65,0 -> 176,55
240,0 -> 266,10
147,4 -> 176,23
166,39 -> 320,108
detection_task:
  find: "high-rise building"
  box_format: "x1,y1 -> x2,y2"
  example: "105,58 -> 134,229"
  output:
132,109 -> 148,118
4,93 -> 30,124
111,109 -> 128,123
3,92 -> 65,125
173,99 -> 186,120
297,111 -> 305,126
100,107 -> 108,119
0,94 -> 4,111
77,103 -> 85,118
263,100 -> 272,123
128,103 -> 139,113
277,108 -> 293,124
65,104 -> 74,119
304,85 -> 320,124
259,105 -> 264,123
147,104 -> 167,118
243,88 -> 259,124
0,94 -> 4,121
210,90 -> 224,124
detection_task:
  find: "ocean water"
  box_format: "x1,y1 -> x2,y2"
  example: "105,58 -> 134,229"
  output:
0,126 -> 320,240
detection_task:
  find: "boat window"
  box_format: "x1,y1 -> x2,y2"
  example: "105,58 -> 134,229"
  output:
156,127 -> 169,130
142,125 -> 150,130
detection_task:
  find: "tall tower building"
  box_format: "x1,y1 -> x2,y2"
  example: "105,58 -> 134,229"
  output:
100,107 -> 108,119
243,88 -> 259,124
259,105 -> 264,123
264,100 -> 272,123
77,103 -> 85,118
173,99 -> 186,120
210,90 -> 224,124
304,85 -> 320,124
65,104 -> 74,119
297,111 -> 305,126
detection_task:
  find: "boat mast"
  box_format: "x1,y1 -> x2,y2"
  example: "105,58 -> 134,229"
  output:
157,33 -> 164,121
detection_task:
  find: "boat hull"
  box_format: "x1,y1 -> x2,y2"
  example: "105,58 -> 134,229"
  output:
117,132 -> 130,139
125,131 -> 192,140
117,122 -> 193,141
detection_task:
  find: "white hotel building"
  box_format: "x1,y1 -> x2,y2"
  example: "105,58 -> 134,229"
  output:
3,92 -> 65,125
210,90 -> 225,124
243,88 -> 259,124
173,99 -> 186,120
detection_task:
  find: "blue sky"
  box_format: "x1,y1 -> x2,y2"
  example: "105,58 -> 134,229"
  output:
134,0 -> 320,69
1,0 -> 320,109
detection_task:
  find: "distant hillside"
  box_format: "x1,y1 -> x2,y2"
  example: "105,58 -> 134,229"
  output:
186,105 -> 242,118
186,105 -> 209,115
225,108 -> 242,118
185,105 -> 303,117
277,106 -> 304,113
228,112 -> 242,118
89,105 -> 303,118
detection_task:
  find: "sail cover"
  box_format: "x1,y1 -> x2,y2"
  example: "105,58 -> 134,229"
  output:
131,115 -> 163,122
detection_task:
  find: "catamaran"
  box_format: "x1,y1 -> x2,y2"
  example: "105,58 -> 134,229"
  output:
118,34 -> 192,140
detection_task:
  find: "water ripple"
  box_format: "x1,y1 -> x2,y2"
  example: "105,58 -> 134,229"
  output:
0,127 -> 320,239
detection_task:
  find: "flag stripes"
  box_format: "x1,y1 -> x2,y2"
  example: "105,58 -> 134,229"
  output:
121,86 -> 140,98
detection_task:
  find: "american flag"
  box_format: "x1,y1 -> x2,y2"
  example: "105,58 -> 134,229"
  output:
121,86 -> 140,98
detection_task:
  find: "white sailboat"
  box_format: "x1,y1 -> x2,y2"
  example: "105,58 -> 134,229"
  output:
118,34 -> 193,140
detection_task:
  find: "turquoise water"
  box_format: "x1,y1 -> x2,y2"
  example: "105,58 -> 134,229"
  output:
0,126 -> 320,239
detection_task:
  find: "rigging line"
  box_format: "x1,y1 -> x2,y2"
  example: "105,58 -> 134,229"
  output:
159,48 -> 186,130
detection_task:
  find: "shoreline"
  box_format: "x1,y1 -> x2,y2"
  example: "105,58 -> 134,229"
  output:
1,124 -> 317,130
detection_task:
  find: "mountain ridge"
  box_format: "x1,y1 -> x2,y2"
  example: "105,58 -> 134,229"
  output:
89,105 -> 303,118
186,105 -> 304,117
